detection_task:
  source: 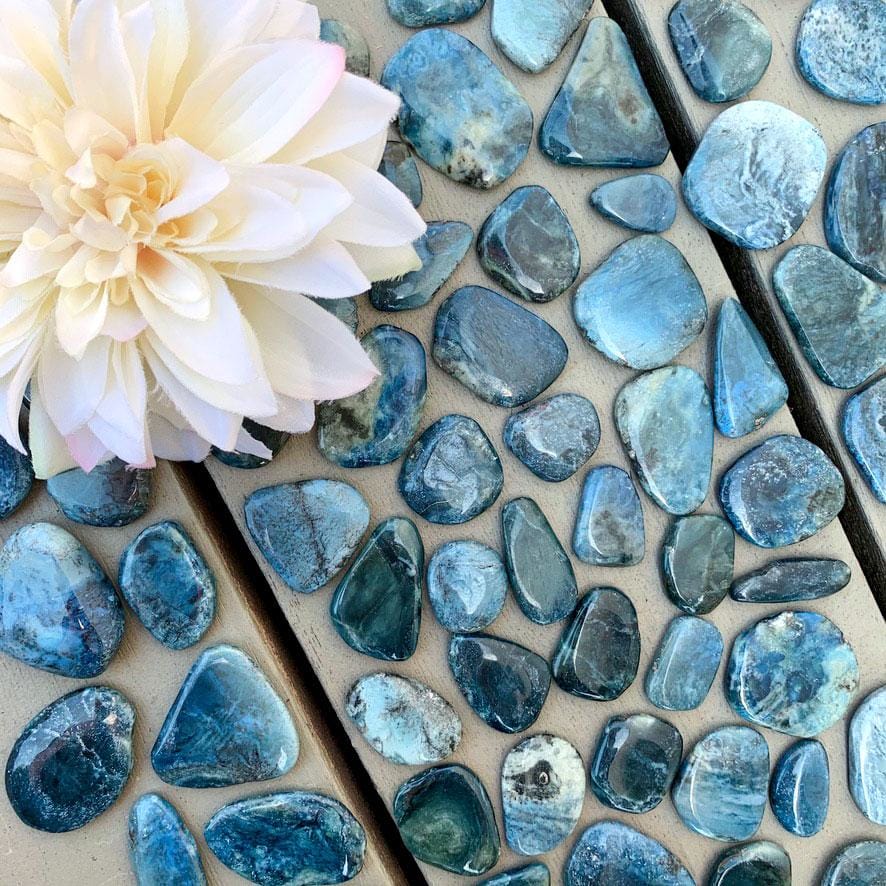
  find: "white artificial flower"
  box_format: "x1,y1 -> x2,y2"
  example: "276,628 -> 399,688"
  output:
0,0 -> 425,477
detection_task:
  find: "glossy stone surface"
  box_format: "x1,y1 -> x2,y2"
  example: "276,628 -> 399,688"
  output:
399,415 -> 503,524
387,0 -> 484,26
822,841 -> 886,886
590,174 -> 677,233
477,186 -> 580,303
205,792 -> 365,886
382,29 -> 532,189
317,326 -> 427,468
6,686 -> 134,832
214,419 -> 291,469
645,615 -> 723,711
572,465 -> 645,566
615,366 -> 714,515
0,438 -> 33,519
726,610 -> 859,737
394,765 -> 500,876
574,236 -> 707,370
378,141 -> 423,208
668,0 -> 772,102
590,714 -> 683,814
773,246 -> 885,389
319,19 -> 369,76
434,286 -> 568,407
683,101 -> 827,249
501,733 -> 584,855
770,739 -> 829,836
709,842 -> 791,886
370,221 -> 472,312
502,498 -> 577,624
719,435 -> 845,547
0,522 -> 123,677
671,725 -> 769,841
317,297 -> 359,334
540,18 -> 669,167
662,514 -> 734,614
481,864 -> 550,886
843,374 -> 886,503
129,794 -> 206,886
118,521 -> 215,650
730,557 -> 851,603
849,686 -> 886,825
152,644 -> 299,788
47,458 -> 151,526
245,480 -> 369,594
346,673 -> 461,765
552,587 -> 640,701
714,299 -> 788,437
449,633 -> 550,733
330,518 -> 423,661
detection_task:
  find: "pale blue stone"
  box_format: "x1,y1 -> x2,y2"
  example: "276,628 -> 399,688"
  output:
129,794 -> 206,886
481,864 -> 550,886
213,419 -> 291,469
662,514 -> 734,614
387,0 -> 485,27
590,174 -> 677,233
319,19 -> 369,76
849,685 -> 886,825
730,557 -> 851,602
843,376 -> 886,503
770,739 -> 829,836
378,141 -> 422,208
0,438 -> 32,519
822,841 -> 886,886
709,842 -> 791,886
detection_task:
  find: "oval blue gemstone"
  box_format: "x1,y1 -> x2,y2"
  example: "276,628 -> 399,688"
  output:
710,842 -> 791,886
0,438 -> 33,519
129,793 -> 206,886
822,841 -> 886,886
662,514 -> 734,614
47,458 -> 152,526
481,863 -> 550,886
849,686 -> 886,825
213,419 -> 291,469
590,173 -> 677,233
319,18 -> 369,77
387,0 -> 485,27
843,375 -> 886,503
377,140 -> 423,208
730,557 -> 851,603
770,739 -> 829,836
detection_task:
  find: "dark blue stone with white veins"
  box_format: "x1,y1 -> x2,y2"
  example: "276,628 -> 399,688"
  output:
849,685 -> 886,825
719,434 -> 845,547
434,286 -> 568,407
843,376 -> 886,503
129,793 -> 206,886
730,557 -> 851,603
387,0 -> 485,27
0,522 -> 123,678
6,686 -> 135,832
770,739 -> 830,836
710,842 -> 791,886
47,458 -> 152,526
0,438 -> 33,519
683,101 -> 827,249
378,141 -> 422,208
574,235 -> 707,370
382,29 -> 532,189
481,864 -> 550,886
590,174 -> 677,233
822,841 -> 886,886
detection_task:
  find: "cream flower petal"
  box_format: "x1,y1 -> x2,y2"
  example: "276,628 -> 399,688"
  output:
147,405 -> 211,462
154,138 -> 229,223
144,0 -> 188,138
0,0 -> 71,101
232,425 -> 273,460
0,241 -> 69,287
137,248 -> 211,319
64,424 -> 110,472
55,284 -> 109,356
28,383 -> 79,477
346,241 -> 423,282
0,331 -> 41,451
255,393 -> 315,433
101,297 -> 147,341
0,56 -> 59,128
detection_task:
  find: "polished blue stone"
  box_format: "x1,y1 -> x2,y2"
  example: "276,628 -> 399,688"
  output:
370,221 -> 472,312
214,419 -> 291,469
387,0 -> 484,26
477,186 -> 580,303
727,610 -> 859,737
47,458 -> 152,526
0,438 -> 32,519
719,434 -> 845,547
672,725 -> 769,841
822,841 -> 886,886
849,686 -> 886,825
245,480 -> 369,593
540,18 -> 669,167
590,174 -> 677,233
683,101 -> 827,249
320,18 -> 369,76
330,517 -> 423,661
434,286 -> 568,407
317,326 -> 427,468
152,644 -> 299,787
481,864 -> 550,886
449,633 -> 550,733
662,514 -> 734,614
504,394 -> 600,483
118,521 -> 215,650
129,794 -> 206,886
770,739 -> 829,836
0,522 -> 123,677
710,842 -> 791,886
730,557 -> 851,602
843,370 -> 886,503
615,366 -> 714,515
205,792 -> 365,886
378,141 -> 423,209
427,540 -> 508,633
668,0 -> 772,102
645,615 -> 723,711
382,29 -> 532,189
796,0 -> 886,105
346,673 -> 461,765
6,686 -> 134,832
715,299 -> 788,437
574,235 -> 707,370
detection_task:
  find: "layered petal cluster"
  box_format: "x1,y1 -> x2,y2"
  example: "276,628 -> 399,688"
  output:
0,0 -> 425,477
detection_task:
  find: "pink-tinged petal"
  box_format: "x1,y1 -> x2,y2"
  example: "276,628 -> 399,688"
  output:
0,330 -> 40,452
64,425 -> 110,472
346,241 -> 422,283
256,394 -> 315,433
55,284 -> 108,357
137,248 -> 211,319
146,407 -> 211,462
28,384 -> 79,478
155,138 -> 230,223
233,426 -> 272,460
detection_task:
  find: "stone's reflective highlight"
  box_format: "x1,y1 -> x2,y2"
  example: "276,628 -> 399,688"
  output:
378,141 -> 423,208
118,521 -> 216,650
645,615 -> 723,711
770,739 -> 829,836
319,19 -> 370,76
730,557 -> 851,603
615,365 -> 714,515
394,764 -> 500,876
821,841 -> 886,886
317,296 -> 359,334
709,842 -> 791,886
245,480 -> 370,594
843,376 -> 886,503
727,610 -> 859,737
449,633 -> 551,733
719,434 -> 845,547
672,725 -> 769,842
477,186 -> 580,303
849,686 -> 886,825
47,458 -> 152,526
481,864 -> 550,886
662,514 -> 734,614
0,438 -> 33,519
330,517 -> 423,661
552,587 -> 640,701
317,326 -> 427,468
214,419 -> 291,469
540,18 -> 669,167
0,522 -> 123,677
204,792 -> 366,886
346,673 -> 461,765
152,644 -> 299,788
683,101 -> 827,249
590,173 -> 677,233
501,733 -> 584,855
5,686 -> 134,832
382,29 -> 532,189
387,0 -> 485,26
129,794 -> 206,886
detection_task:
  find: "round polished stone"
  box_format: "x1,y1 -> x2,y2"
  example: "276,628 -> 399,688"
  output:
0,438 -> 33,519
662,514 -> 734,614
319,18 -> 370,76
589,174 -> 677,233
770,739 -> 829,836
387,0 -> 485,26
709,841 -> 791,886
129,794 -> 206,886
849,686 -> 886,825
843,376 -> 886,503
47,458 -> 152,526
377,141 -> 423,208
821,841 -> 886,886
730,557 -> 851,603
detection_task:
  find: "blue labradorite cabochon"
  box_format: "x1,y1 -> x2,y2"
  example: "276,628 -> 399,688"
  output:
709,842 -> 791,886
849,686 -> 886,825
0,437 -> 33,519
129,794 -> 206,886
730,557 -> 851,603
377,140 -> 423,209
387,0 -> 485,27
821,841 -> 886,886
481,864 -> 550,886
843,376 -> 886,503
770,739 -> 830,836
590,174 -> 677,233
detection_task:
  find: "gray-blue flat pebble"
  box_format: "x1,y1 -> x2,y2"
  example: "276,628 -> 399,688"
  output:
822,841 -> 886,886
0,439 -> 32,520
849,685 -> 886,825
843,375 -> 886,503
378,141 -> 423,209
590,174 -> 677,233
770,739 -> 829,836
387,0 -> 484,26
47,458 -> 151,527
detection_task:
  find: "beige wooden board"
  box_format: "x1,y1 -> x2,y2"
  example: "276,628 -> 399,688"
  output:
204,2 -> 886,883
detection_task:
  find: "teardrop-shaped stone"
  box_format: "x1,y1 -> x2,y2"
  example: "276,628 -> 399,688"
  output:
214,419 -> 291,469
387,0 -> 485,27
129,794 -> 206,886
152,644 -> 299,787
6,686 -> 134,832
822,841 -> 886,886
849,686 -> 886,825
843,375 -> 886,503
730,557 -> 851,603
662,514 -> 734,614
770,739 -> 829,836
330,517 -> 423,661
47,458 -> 151,526
0,438 -> 33,519
590,174 -> 677,233
481,864 -> 550,886
710,842 -> 791,886
319,18 -> 370,76
378,140 -> 423,208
